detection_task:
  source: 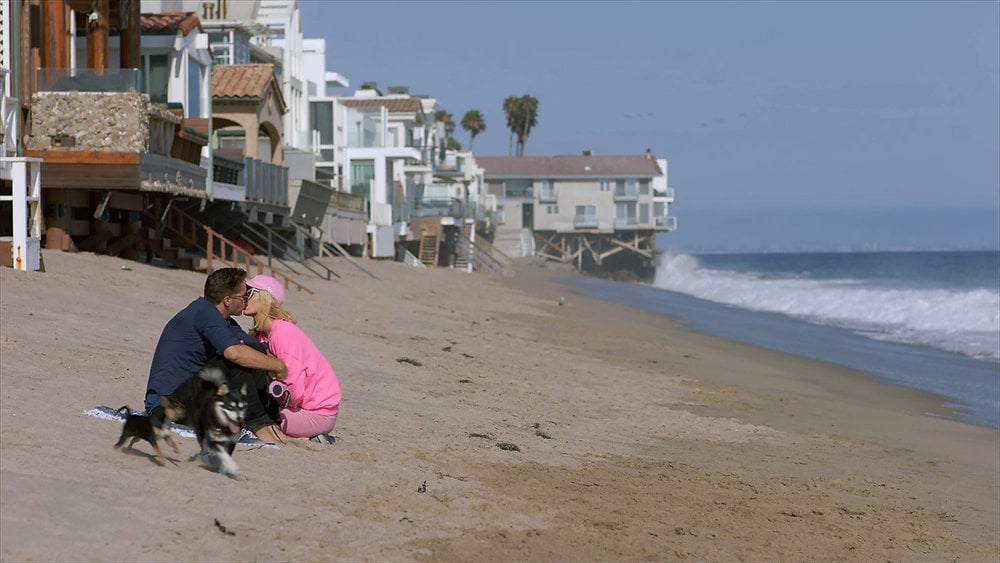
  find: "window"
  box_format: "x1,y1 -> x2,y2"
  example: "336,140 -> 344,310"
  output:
616,202 -> 638,227
640,203 -> 649,224
616,202 -> 637,219
615,179 -> 638,199
599,179 -> 611,192
540,180 -> 556,201
350,160 -> 375,200
546,205 -> 559,214
310,101 -> 333,144
140,54 -> 169,104
187,59 -> 202,117
504,180 -> 533,198
639,179 -> 650,195
574,205 -> 598,228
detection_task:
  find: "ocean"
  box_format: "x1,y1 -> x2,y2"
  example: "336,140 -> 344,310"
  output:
562,251 -> 1000,429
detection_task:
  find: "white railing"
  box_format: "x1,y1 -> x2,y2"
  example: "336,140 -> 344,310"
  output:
371,202 -> 393,226
655,215 -> 677,231
0,158 -> 44,271
653,187 -> 675,201
1,66 -> 17,157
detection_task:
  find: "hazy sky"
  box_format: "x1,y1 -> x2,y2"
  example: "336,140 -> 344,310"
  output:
300,1 -> 1000,252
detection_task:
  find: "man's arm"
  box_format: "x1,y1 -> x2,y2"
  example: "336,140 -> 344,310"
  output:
223,343 -> 288,380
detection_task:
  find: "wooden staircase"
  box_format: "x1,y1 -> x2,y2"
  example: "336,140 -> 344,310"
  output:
418,233 -> 439,267
156,205 -> 313,295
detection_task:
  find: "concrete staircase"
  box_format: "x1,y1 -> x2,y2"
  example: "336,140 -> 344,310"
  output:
453,223 -> 474,271
418,233 -> 439,267
492,226 -> 529,257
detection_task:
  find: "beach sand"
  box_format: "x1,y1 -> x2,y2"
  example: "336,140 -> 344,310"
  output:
1,250 -> 997,561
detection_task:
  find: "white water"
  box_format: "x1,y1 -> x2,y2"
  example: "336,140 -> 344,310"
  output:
652,253 -> 1000,360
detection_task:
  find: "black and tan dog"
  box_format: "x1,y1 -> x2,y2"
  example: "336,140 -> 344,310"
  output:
188,363 -> 248,477
113,397 -> 186,465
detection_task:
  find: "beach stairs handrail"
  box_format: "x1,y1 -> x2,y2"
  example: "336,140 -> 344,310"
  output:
456,231 -> 515,277
399,246 -> 426,269
163,205 -> 313,295
204,227 -> 313,295
319,239 -> 380,279
240,220 -> 340,281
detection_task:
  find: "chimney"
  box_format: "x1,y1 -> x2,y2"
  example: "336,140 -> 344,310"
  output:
203,2 -> 215,19
582,150 -> 592,157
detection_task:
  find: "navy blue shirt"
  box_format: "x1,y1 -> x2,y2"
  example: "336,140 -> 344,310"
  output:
144,297 -> 260,413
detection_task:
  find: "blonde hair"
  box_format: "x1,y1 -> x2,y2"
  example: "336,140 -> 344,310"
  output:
250,288 -> 296,337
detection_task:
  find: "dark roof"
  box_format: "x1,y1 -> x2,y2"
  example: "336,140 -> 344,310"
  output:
478,155 -> 663,178
340,98 -> 424,114
141,12 -> 203,35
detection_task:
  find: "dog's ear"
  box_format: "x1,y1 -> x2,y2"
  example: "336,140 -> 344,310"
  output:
217,382 -> 230,396
198,366 -> 227,387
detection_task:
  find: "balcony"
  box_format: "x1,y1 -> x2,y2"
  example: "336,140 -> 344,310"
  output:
614,217 -> 639,230
574,214 -> 599,229
655,215 -> 677,231
37,68 -> 138,93
653,186 -> 675,202
403,196 -> 476,221
24,89 -> 207,196
434,154 -> 466,177
614,186 -> 638,201
244,158 -> 289,207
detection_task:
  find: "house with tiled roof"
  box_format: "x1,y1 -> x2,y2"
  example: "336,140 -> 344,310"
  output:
8,2 -> 216,268
478,151 -> 676,278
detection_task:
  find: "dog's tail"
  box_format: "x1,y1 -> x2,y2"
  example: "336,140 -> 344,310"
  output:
115,405 -> 131,419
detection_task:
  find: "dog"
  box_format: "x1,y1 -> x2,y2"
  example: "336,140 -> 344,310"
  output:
188,362 -> 248,477
113,396 -> 186,465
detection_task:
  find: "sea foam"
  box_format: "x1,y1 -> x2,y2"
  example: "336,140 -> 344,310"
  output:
652,253 -> 1000,360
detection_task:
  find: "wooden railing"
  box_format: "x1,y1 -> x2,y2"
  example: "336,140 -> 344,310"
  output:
164,205 -> 312,295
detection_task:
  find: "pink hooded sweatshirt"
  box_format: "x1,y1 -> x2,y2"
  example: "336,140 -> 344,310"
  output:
259,319 -> 341,416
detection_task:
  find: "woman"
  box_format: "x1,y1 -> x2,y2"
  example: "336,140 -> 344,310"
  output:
242,274 -> 341,441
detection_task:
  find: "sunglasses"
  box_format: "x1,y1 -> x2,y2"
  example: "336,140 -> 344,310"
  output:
245,287 -> 260,300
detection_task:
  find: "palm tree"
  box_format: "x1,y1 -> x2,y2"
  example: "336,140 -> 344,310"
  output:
503,96 -> 519,156
460,110 -> 486,150
503,95 -> 539,156
434,110 -> 456,137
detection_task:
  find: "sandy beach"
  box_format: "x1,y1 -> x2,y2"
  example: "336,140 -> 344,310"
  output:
1,250 -> 997,561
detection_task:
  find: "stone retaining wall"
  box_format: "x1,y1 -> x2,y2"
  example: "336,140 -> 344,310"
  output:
26,92 -> 179,153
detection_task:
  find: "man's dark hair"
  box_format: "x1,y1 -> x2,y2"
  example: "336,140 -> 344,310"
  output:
204,268 -> 247,303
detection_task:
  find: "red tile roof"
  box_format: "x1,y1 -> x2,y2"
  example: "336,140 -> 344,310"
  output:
478,155 -> 663,178
141,12 -> 203,35
340,98 -> 424,114
212,64 -> 281,105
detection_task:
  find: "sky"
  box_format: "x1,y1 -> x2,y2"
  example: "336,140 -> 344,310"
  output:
299,1 -> 1000,252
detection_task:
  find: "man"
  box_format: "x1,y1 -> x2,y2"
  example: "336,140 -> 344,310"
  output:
144,267 -> 287,436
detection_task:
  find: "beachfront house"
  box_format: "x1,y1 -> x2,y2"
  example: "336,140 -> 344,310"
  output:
478,151 -> 676,278
307,84 -> 467,261
5,1 -> 313,290
10,0 -> 213,265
